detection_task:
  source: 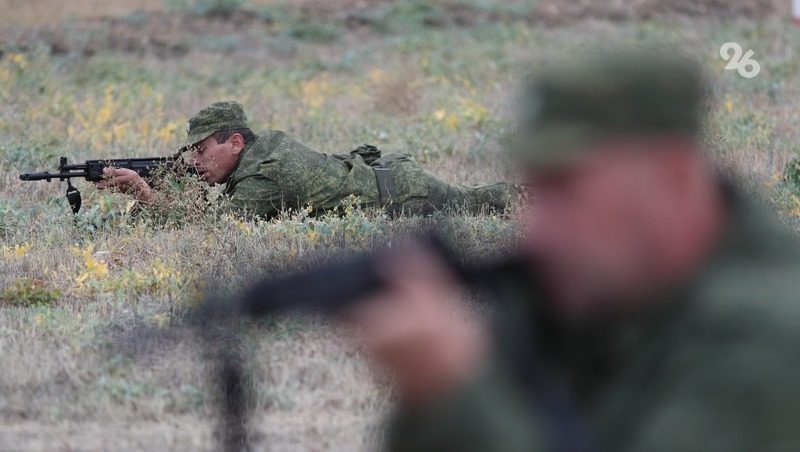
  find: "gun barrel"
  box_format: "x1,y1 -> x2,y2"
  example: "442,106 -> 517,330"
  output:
20,156 -> 197,183
19,171 -> 77,181
242,252 -> 384,318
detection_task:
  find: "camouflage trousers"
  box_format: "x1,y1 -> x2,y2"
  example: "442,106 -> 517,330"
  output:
372,153 -> 516,215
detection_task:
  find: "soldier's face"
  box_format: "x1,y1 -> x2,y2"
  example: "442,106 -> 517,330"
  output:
189,135 -> 243,185
522,137 -> 712,319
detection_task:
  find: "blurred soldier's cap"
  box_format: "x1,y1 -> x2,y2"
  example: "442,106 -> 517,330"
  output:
181,101 -> 249,151
511,49 -> 705,170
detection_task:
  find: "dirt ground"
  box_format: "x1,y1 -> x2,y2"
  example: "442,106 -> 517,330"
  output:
0,0 -> 780,59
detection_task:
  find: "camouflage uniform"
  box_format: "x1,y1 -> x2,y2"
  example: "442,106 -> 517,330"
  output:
182,102 -> 514,218
387,53 -> 800,451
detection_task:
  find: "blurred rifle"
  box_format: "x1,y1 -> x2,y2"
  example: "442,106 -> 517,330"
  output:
19,154 -> 197,214
194,235 -> 531,451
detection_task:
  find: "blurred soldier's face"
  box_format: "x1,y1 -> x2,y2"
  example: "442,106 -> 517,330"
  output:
188,134 -> 245,185
522,137 -> 723,319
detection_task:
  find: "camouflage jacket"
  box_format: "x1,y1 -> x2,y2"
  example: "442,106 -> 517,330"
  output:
220,130 -> 515,218
222,130 -> 382,218
388,186 -> 800,452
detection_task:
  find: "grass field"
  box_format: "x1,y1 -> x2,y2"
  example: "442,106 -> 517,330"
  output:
1,0 -> 800,450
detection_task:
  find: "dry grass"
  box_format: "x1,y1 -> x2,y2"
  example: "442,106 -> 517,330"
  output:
0,0 -> 164,27
1,1 -> 800,450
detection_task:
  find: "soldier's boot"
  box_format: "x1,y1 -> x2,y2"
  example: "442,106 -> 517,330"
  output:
439,182 -> 518,213
464,182 -> 517,212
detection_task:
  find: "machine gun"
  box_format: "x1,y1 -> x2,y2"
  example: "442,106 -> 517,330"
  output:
19,155 -> 197,213
194,236 -> 532,451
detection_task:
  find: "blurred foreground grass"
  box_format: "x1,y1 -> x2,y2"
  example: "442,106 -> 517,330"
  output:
1,1 -> 800,449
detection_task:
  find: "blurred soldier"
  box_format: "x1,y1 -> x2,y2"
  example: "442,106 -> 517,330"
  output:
346,52 -> 800,451
95,101 -> 514,218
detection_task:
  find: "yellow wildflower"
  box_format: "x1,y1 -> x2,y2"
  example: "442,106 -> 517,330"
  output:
2,243 -> 31,259
95,86 -> 116,126
235,220 -> 254,236
72,245 -> 109,285
112,122 -> 128,142
300,74 -> 332,109
156,121 -> 179,144
724,99 -> 734,113
369,69 -> 385,84
461,99 -> 489,125
151,261 -> 173,282
444,113 -> 460,130
151,313 -> 170,329
10,53 -> 27,69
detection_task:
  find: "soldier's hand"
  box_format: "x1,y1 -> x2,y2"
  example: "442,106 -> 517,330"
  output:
94,167 -> 154,203
343,245 -> 488,406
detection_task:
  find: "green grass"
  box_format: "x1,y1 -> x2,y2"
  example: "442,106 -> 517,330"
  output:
1,1 -> 800,449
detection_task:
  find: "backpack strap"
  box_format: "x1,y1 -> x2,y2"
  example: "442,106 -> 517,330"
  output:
373,166 -> 397,205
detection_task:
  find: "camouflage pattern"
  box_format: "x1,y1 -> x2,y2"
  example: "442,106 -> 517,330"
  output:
388,186 -> 800,452
181,101 -> 249,151
221,130 -> 514,218
511,50 -> 703,170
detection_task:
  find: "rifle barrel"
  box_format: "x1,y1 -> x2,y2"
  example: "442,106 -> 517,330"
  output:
19,171 -> 82,181
230,242 -> 530,320
19,156 -> 197,182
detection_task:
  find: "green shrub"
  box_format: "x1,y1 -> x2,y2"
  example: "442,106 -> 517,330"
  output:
2,140 -> 60,169
73,57 -> 155,86
164,0 -> 246,17
387,0 -> 446,31
1,278 -> 61,308
0,202 -> 17,238
288,21 -> 342,42
785,156 -> 800,193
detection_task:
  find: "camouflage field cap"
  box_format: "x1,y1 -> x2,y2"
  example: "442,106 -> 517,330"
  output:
512,49 -> 705,170
182,101 -> 249,150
